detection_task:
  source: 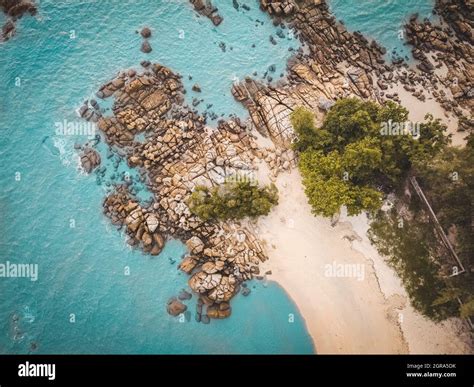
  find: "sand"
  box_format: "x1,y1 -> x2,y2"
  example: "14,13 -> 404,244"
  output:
255,168 -> 473,354
388,67 -> 468,147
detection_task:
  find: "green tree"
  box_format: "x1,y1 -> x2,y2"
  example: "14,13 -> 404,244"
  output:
291,99 -> 448,217
369,205 -> 457,321
187,180 -> 278,221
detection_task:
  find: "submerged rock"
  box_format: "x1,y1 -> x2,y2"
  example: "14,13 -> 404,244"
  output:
141,41 -> 152,53
189,0 -> 223,26
166,297 -> 187,316
178,289 -> 192,301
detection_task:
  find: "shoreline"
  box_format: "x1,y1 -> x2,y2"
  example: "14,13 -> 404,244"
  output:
257,169 -> 408,354
257,168 -> 472,354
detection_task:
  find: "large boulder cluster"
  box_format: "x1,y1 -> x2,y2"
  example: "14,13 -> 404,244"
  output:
245,0 -> 473,145
405,1 -> 473,116
189,0 -> 223,26
93,63 -> 283,320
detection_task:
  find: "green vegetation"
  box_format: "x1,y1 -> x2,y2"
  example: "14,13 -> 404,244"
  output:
414,134 -> 474,319
292,99 -> 473,322
368,203 -> 458,321
369,134 -> 474,321
415,135 -> 474,267
187,180 -> 278,221
291,99 -> 448,217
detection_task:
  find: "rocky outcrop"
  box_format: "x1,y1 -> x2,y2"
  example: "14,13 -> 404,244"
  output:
436,0 -> 473,45
95,63 -> 290,319
80,147 -> 101,173
206,302 -> 231,319
141,41 -> 152,53
95,64 -> 184,146
189,0 -> 223,26
405,1 -> 474,115
139,26 -> 153,53
0,0 -> 37,41
103,188 -> 165,256
246,0 -> 473,145
166,297 -> 187,316
140,27 -> 152,38
0,0 -> 36,18
240,0 -> 396,145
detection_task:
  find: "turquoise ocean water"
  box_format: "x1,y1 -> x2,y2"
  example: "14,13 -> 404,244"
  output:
328,0 -> 435,61
0,0 -> 433,354
0,0 -> 311,355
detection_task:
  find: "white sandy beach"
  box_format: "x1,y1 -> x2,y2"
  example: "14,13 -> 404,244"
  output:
255,168 -> 473,354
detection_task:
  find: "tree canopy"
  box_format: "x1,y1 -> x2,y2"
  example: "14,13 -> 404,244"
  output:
187,180 -> 278,221
291,99 -> 449,217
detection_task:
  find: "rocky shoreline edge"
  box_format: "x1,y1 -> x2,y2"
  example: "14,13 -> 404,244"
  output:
0,0 -> 37,42
76,0 -> 472,322
81,61 -> 295,322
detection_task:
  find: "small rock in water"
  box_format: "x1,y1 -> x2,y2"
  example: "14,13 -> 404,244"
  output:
201,314 -> 210,324
276,29 -> 285,39
269,35 -> 277,45
166,297 -> 187,316
141,41 -> 152,53
192,83 -> 201,92
241,287 -> 251,296
140,27 -> 152,38
184,310 -> 191,322
178,289 -> 192,301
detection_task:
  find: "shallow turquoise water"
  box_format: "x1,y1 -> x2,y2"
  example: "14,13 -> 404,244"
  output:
0,0 -> 313,354
328,0 -> 435,61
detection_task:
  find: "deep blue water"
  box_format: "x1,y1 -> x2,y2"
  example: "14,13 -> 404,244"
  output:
0,0 -> 313,354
